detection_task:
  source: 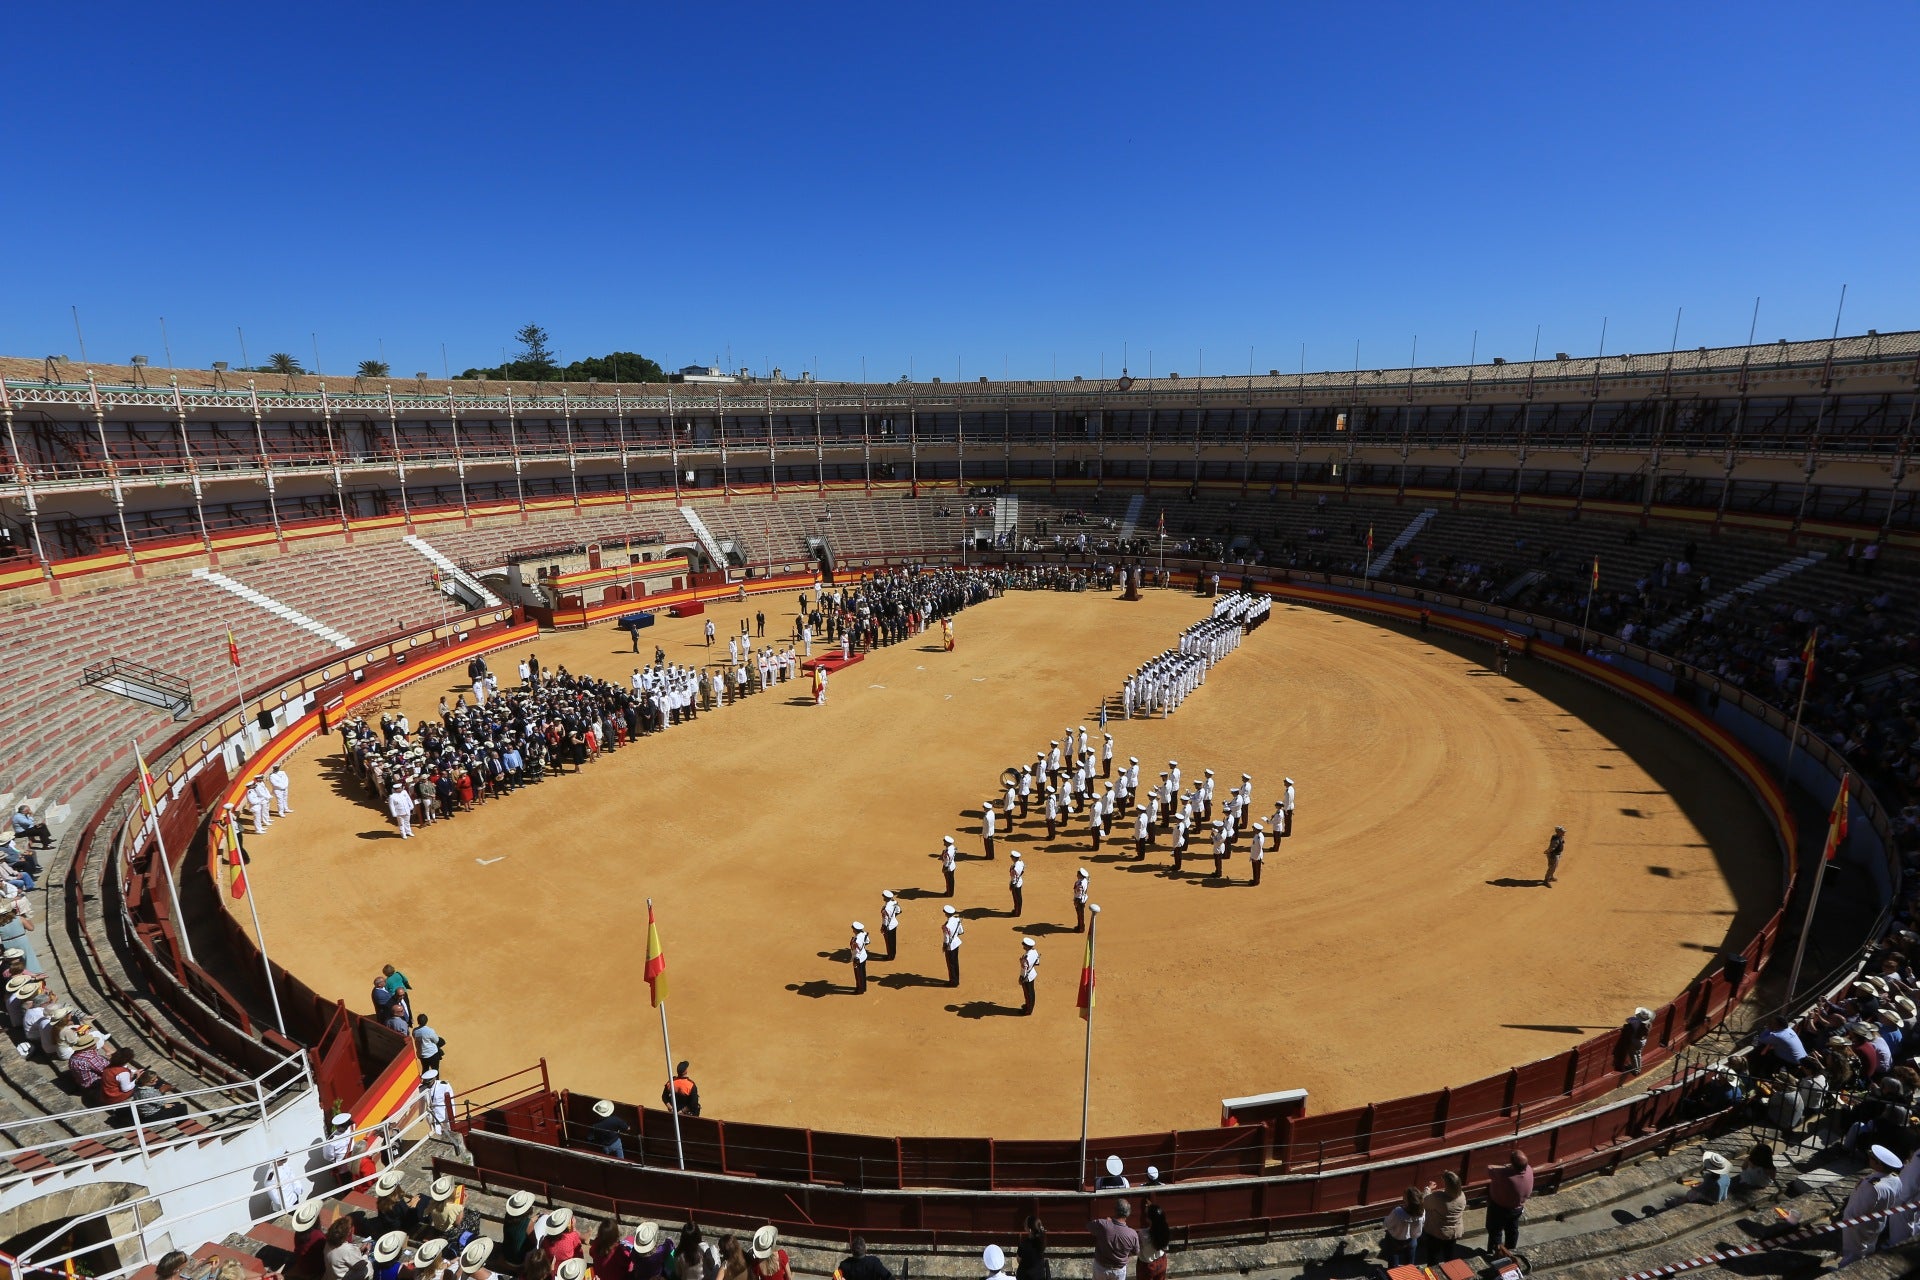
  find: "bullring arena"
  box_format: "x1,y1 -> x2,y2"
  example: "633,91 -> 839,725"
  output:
263,591 -> 1774,1139
0,336 -> 1912,1280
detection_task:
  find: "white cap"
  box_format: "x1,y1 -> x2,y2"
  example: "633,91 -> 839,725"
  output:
1872,1144 -> 1903,1169
331,1111 -> 352,1127
982,1245 -> 1006,1272
1284,777 -> 1294,784
852,921 -> 865,931
882,890 -> 896,900
1105,1154 -> 1124,1175
944,836 -> 955,844
1022,938 -> 1036,949
943,905 -> 956,915
1078,868 -> 1089,878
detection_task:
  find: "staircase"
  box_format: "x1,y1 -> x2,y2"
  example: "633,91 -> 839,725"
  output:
191,570 -> 354,649
993,495 -> 1020,541
1499,569 -> 1546,601
1118,493 -> 1147,539
1649,551 -> 1828,646
402,534 -> 501,607
1368,507 -> 1439,577
678,507 -> 729,572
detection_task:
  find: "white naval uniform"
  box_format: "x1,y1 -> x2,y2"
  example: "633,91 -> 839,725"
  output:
268,766 -> 292,816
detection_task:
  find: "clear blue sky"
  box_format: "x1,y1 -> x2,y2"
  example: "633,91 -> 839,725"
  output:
7,3 -> 1917,381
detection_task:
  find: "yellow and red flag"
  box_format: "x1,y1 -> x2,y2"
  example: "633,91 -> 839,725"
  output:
1590,556 -> 1600,590
221,808 -> 249,898
133,743 -> 160,817
644,904 -> 667,1007
1075,930 -> 1096,1022
1823,775 -> 1850,863
1802,628 -> 1818,686
226,629 -> 241,668
1366,525 -> 1374,556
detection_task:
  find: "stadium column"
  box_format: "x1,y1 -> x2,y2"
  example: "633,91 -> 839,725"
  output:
1884,392 -> 1919,535
616,386 -> 633,510
561,386 -> 581,513
717,385 -> 730,502
386,387 -> 414,530
247,380 -> 285,547
1139,399 -> 1150,497
860,389 -> 871,496
506,384 -> 527,520
814,388 -> 826,497
1289,404 -> 1302,500
0,379 -> 56,584
1789,391 -> 1832,543
908,396 -> 919,497
766,387 -> 778,500
451,387 -> 473,524
320,384 -> 349,541
88,373 -> 140,571
173,378 -> 213,559
1240,398 -> 1254,499
668,388 -> 682,506
956,403 -> 965,493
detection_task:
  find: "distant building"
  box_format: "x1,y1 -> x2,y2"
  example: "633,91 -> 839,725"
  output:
677,365 -> 737,384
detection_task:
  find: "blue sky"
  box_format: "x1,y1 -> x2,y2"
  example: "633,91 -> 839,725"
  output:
6,3 -> 1916,380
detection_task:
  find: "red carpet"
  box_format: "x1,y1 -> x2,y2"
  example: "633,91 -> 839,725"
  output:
801,652 -> 865,674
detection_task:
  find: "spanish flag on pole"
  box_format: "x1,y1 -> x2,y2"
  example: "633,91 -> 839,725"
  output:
1590,556 -> 1600,590
221,808 -> 250,899
1075,929 -> 1096,1022
645,904 -> 668,1007
1802,628 -> 1819,686
133,743 -> 160,818
226,629 -> 241,668
1823,775 -> 1850,863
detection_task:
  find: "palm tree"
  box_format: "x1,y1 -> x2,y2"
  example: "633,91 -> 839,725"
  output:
357,360 -> 390,378
265,353 -> 305,375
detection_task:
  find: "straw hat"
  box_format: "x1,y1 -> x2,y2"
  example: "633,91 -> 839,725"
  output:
373,1169 -> 405,1197
1700,1152 -> 1731,1176
429,1175 -> 456,1201
505,1190 -> 536,1217
750,1226 -> 780,1260
546,1208 -> 574,1234
632,1222 -> 660,1250
459,1239 -> 495,1273
291,1201 -> 321,1231
557,1262 -> 586,1280
592,1099 -> 615,1118
374,1231 -> 409,1264
416,1241 -> 448,1266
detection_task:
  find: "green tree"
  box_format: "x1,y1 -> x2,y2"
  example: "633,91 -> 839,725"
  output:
265,352 -> 305,375
357,359 -> 391,379
562,351 -> 666,383
515,324 -> 558,379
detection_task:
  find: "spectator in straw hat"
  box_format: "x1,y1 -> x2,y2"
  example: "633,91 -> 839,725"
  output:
541,1210 -> 584,1265
626,1221 -> 672,1280
290,1201 -> 327,1280
421,1175 -> 470,1240
460,1239 -> 498,1280
0,902 -> 39,973
499,1191 -> 538,1269
370,1169 -> 421,1237
588,1099 -> 632,1159
555,1261 -> 586,1280
372,1231 -> 409,1280
413,1239 -> 453,1280
749,1227 -> 790,1280
1618,1007 -> 1653,1072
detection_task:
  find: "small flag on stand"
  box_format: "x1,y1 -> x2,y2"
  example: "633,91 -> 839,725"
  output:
1823,776 -> 1850,863
645,904 -> 668,1007
133,744 -> 160,817
223,809 -> 250,898
227,629 -> 241,668
1590,556 -> 1600,590
1802,629 -> 1818,686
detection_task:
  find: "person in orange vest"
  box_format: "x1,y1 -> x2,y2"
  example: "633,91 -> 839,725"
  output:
662,1061 -> 701,1116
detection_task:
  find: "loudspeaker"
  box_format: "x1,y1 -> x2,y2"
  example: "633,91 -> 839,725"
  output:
257,709 -> 274,730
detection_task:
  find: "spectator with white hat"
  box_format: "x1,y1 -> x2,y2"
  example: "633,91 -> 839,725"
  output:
749,1226 -> 790,1280
626,1221 -> 672,1280
588,1099 -> 632,1159
498,1191 -> 539,1270
290,1201 -> 327,1280
981,1244 -> 1012,1280
369,1169 -> 420,1238
372,1231 -> 409,1280
413,1239 -> 453,1280
1095,1154 -> 1129,1190
460,1239 -> 498,1280
541,1209 -> 583,1265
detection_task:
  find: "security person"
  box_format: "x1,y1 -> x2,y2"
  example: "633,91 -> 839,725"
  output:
662,1061 -> 700,1115
1171,809 -> 1190,872
1073,868 -> 1090,932
942,906 -> 965,987
849,922 -> 870,994
881,890 -> 901,960
1019,939 -> 1040,1016
940,836 -> 958,896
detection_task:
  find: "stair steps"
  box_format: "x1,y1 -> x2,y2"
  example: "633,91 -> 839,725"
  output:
1118,493 -> 1147,540
1367,507 -> 1439,577
1649,551 -> 1828,645
192,569 -> 354,649
402,534 -> 502,607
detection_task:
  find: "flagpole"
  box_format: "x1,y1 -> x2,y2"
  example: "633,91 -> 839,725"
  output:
1579,559 -> 1597,655
225,630 -> 249,757
648,897 -> 685,1169
1077,904 -> 1100,1190
1783,628 -> 1816,785
1784,775 -> 1847,1002
232,811 -> 287,1035
133,742 -> 195,965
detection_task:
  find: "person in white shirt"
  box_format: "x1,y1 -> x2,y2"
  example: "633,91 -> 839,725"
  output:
849,922 -> 870,994
1073,869 -> 1090,931
1841,1145 -> 1905,1264
1101,733 -> 1114,778
1019,938 -> 1040,1015
388,783 -> 416,839
881,890 -> 901,961
981,801 -> 997,860
248,778 -> 274,833
940,836 -> 958,897
1008,854 -> 1025,917
1249,821 -> 1267,886
320,1111 -> 361,1185
518,659 -> 531,686
422,1067 -> 456,1139
1134,806 -> 1150,860
1283,777 -> 1296,835
941,905 -> 965,987
268,765 -> 292,816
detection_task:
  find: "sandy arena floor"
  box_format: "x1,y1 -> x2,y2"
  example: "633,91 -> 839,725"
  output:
245,589 -> 1777,1139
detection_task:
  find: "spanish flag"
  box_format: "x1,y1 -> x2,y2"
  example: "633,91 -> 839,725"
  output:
1075,930 -> 1096,1022
1366,525 -> 1374,556
644,904 -> 667,1007
226,629 -> 241,668
1802,628 -> 1818,686
1823,775 -> 1850,863
221,808 -> 249,898
1590,556 -> 1600,590
133,743 -> 160,818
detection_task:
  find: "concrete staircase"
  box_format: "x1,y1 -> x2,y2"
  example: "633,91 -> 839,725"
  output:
1118,493 -> 1147,540
1649,551 -> 1828,646
402,534 -> 501,607
678,507 -> 729,572
191,570 -> 354,649
1367,507 -> 1439,577
993,495 -> 1020,542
